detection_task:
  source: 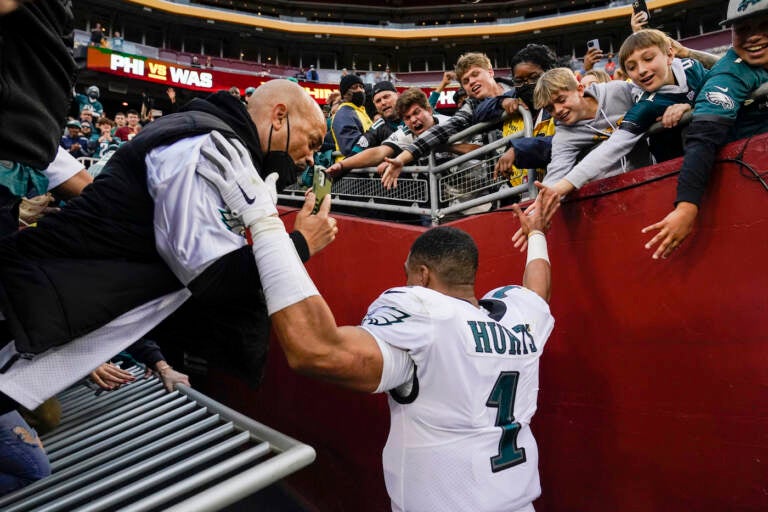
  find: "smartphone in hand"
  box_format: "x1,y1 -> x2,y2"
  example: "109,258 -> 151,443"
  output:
633,0 -> 650,21
587,39 -> 601,52
312,166 -> 332,214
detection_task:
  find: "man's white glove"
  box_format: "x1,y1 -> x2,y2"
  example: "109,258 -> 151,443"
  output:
264,172 -> 279,205
198,131 -> 277,229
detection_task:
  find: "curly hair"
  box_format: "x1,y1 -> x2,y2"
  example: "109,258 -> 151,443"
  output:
510,44 -> 558,73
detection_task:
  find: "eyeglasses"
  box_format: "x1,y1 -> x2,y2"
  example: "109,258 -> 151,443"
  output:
511,74 -> 542,87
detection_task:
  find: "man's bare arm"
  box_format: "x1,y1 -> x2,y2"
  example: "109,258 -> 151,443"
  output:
511,182 -> 560,302
51,169 -> 93,199
669,39 -> 720,69
327,145 -> 394,177
271,297 -> 385,392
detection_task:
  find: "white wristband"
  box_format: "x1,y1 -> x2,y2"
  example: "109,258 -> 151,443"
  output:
526,231 -> 550,264
249,217 -> 319,315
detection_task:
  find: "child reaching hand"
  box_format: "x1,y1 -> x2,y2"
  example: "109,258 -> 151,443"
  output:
542,29 -> 709,198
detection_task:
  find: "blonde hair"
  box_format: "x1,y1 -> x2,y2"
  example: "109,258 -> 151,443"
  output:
533,67 -> 579,110
455,53 -> 492,82
582,69 -> 612,84
618,29 -> 671,70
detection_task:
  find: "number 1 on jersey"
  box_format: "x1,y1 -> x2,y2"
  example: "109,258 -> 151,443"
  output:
486,371 -> 526,472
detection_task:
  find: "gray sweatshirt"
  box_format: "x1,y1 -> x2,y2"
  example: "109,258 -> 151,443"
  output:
542,80 -> 652,189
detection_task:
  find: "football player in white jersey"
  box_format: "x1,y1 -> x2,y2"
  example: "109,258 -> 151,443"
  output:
198,132 -> 560,511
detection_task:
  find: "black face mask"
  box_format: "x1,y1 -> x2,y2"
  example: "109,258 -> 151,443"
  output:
516,83 -> 536,111
263,114 -> 303,191
88,91 -> 99,99
350,91 -> 365,107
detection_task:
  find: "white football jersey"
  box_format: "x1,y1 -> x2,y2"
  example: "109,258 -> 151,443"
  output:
361,285 -> 554,512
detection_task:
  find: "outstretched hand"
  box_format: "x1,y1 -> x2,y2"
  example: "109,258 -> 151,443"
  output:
641,202 -> 698,259
512,181 -> 560,235
294,190 -> 338,256
326,162 -> 344,179
90,362 -> 135,390
511,182 -> 560,251
381,157 -> 404,190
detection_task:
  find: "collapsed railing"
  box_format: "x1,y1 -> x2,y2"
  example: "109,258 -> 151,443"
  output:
278,107 -> 535,224
0,366 -> 315,512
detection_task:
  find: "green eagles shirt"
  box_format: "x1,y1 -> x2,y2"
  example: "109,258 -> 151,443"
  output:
621,58 -> 708,134
692,47 -> 768,140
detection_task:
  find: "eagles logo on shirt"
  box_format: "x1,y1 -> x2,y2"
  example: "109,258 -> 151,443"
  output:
363,306 -> 410,326
705,91 -> 736,111
219,208 -> 246,237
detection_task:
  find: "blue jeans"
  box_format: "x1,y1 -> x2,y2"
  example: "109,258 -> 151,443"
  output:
0,410 -> 51,495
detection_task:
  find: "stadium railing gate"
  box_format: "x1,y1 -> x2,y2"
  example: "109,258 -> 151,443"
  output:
0,365 -> 315,512
278,107 -> 535,225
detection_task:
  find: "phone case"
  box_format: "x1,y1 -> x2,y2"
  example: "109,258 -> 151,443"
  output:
312,167 -> 332,214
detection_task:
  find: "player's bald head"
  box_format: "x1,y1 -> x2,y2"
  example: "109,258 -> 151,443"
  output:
247,79 -> 326,174
248,79 -> 323,126
407,227 -> 478,286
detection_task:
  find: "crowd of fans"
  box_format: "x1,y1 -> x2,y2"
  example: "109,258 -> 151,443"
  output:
3,0 -> 767,499
63,6 -> 768,230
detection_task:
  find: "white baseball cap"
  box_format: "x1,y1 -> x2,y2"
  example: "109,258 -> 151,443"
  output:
721,0 -> 768,26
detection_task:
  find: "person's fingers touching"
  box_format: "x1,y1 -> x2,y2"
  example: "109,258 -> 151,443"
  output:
493,147 -> 516,179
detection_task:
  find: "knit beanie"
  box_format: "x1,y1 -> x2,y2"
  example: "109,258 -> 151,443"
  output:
340,74 -> 364,96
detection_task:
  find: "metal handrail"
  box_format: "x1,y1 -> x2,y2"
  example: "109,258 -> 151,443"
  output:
0,370 -> 316,512
646,83 -> 768,135
279,105 -> 536,223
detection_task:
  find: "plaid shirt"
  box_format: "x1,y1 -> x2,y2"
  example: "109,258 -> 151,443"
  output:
404,99 -> 477,160
405,81 -> 514,160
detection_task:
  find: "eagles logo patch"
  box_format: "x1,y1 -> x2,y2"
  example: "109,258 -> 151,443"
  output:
363,306 -> 410,326
705,91 -> 736,111
219,208 -> 246,237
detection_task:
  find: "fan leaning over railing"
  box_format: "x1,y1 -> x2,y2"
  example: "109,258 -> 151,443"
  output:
278,106 -> 534,224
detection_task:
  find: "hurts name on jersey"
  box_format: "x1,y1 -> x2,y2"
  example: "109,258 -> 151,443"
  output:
467,320 -> 538,356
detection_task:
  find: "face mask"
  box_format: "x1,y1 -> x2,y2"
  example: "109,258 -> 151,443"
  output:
88,91 -> 99,99
350,91 -> 365,107
263,114 -> 303,191
516,83 -> 536,110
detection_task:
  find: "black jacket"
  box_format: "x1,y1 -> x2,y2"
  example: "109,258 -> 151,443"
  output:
0,92 -> 303,386
0,0 -> 77,170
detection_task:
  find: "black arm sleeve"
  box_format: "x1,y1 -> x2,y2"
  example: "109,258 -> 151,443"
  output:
125,338 -> 164,368
290,231 -> 310,263
675,119 -> 732,207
